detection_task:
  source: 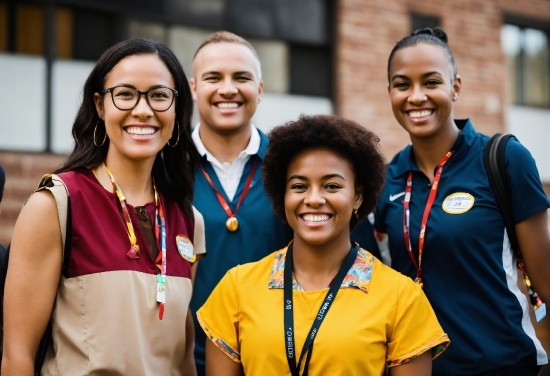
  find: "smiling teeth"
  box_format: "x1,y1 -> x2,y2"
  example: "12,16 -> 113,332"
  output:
218,103 -> 239,109
302,214 -> 330,222
127,127 -> 156,135
409,110 -> 432,118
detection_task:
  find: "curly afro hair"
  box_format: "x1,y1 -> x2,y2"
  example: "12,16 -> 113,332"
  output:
262,114 -> 386,229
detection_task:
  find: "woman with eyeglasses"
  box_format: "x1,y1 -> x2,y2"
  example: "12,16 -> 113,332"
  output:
197,115 -> 449,376
2,39 -> 202,376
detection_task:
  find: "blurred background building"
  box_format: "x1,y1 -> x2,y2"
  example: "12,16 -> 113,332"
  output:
0,0 -> 549,245
0,1 -> 549,372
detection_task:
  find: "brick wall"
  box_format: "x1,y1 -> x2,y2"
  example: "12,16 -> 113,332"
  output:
0,152 -> 67,247
335,0 -> 515,161
335,0 -> 549,160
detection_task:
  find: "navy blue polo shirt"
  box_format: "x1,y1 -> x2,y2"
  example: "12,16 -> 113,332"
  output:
351,215 -> 381,260
375,119 -> 549,375
191,129 -> 293,375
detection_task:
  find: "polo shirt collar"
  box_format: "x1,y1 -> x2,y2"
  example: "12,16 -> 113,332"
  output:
267,246 -> 375,293
192,123 -> 262,160
392,118 -> 476,177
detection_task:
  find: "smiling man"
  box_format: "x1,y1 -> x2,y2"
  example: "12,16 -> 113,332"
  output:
188,31 -> 292,376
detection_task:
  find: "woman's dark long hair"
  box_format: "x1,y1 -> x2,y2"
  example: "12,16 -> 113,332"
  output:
55,38 -> 199,216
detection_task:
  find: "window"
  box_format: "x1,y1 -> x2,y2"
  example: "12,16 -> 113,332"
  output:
502,24 -> 550,107
411,14 -> 439,33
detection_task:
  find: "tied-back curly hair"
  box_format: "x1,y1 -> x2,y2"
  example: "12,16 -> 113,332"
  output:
263,114 -> 386,229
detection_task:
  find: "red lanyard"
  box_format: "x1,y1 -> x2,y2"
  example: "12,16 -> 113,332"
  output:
104,165 -> 167,319
154,189 -> 167,319
200,157 -> 258,231
403,151 -> 453,285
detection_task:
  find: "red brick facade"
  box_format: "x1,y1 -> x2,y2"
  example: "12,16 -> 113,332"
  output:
2,0 -> 550,246
0,152 -> 66,246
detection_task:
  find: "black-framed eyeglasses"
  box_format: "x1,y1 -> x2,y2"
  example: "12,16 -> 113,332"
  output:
100,84 -> 178,112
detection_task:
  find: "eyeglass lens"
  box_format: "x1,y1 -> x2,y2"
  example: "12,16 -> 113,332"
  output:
111,87 -> 174,111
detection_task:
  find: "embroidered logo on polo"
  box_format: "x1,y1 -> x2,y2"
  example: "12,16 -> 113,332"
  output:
389,191 -> 405,201
442,193 -> 475,214
176,235 -> 195,262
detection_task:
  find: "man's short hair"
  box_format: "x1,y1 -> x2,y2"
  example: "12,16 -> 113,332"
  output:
193,30 -> 260,61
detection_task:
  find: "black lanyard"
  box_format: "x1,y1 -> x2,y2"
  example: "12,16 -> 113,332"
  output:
284,242 -> 359,376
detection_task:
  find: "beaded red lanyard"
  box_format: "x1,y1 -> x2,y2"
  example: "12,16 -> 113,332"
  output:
103,165 -> 167,319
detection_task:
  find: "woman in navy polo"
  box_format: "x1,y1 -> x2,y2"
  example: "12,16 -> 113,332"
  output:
376,27 -> 550,375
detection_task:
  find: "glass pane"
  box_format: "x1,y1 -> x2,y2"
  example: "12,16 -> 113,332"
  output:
522,28 -> 550,107
128,19 -> 166,44
501,24 -> 522,104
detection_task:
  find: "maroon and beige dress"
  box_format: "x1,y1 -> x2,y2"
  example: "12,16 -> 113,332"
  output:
41,169 -> 202,375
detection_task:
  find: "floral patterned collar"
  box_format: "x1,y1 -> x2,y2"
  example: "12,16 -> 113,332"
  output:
267,246 -> 375,293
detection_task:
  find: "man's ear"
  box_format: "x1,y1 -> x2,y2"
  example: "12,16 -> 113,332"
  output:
189,78 -> 198,102
257,80 -> 264,103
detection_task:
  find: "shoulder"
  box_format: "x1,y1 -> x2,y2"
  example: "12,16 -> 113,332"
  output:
230,250 -> 278,279
372,259 -> 412,287
503,136 -> 536,162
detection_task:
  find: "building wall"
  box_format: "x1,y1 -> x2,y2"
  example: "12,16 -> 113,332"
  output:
336,0 -> 504,160
1,0 -> 549,248
336,0 -> 550,160
0,152 -> 66,246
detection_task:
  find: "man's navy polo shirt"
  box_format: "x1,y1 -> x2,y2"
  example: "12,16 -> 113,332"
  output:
375,119 -> 549,375
191,129 -> 293,374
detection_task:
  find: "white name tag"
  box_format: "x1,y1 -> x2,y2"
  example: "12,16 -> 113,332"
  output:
176,235 -> 195,262
535,303 -> 546,322
442,192 -> 475,214
156,274 -> 166,304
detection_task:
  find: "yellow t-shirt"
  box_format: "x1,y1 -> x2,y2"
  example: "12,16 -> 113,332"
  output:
197,247 -> 449,375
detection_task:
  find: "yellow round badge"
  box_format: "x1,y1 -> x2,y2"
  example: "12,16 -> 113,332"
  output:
442,192 -> 475,214
176,235 -> 195,262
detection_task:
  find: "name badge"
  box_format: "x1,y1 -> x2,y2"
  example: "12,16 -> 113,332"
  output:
176,235 -> 195,262
535,303 -> 546,322
156,274 -> 166,304
442,192 -> 475,214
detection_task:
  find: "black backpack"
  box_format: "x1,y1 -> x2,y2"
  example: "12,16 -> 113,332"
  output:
483,133 -> 544,316
0,174 -> 72,375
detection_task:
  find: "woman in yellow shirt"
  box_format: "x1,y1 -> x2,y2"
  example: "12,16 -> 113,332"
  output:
197,114 -> 449,375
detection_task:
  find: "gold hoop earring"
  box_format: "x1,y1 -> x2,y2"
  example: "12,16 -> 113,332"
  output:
93,120 -> 107,147
167,121 -> 180,147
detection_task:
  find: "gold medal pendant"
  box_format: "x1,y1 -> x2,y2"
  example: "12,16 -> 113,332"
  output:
226,217 -> 239,232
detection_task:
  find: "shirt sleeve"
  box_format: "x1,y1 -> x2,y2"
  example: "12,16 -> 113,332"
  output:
386,275 -> 450,367
196,267 -> 241,363
505,138 -> 550,223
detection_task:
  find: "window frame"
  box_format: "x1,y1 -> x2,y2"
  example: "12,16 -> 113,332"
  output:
503,14 -> 550,108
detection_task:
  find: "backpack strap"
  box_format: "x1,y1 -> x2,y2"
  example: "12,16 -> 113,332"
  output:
483,134 -> 518,250
34,174 -> 72,271
483,134 -> 545,316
